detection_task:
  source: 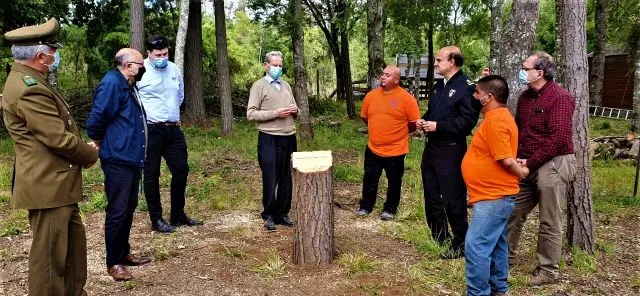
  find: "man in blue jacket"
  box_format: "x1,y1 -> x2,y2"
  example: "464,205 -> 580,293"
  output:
87,48 -> 152,281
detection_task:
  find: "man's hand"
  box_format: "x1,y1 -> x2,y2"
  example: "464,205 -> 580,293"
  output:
287,104 -> 299,115
416,119 -> 426,131
274,107 -> 293,118
521,166 -> 530,180
423,121 -> 437,133
88,141 -> 100,151
516,158 -> 527,167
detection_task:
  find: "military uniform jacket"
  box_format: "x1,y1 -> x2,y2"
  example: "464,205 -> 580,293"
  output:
1,63 -> 98,209
422,70 -> 479,144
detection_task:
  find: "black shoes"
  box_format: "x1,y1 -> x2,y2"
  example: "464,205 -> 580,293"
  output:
152,219 -> 176,233
264,217 -> 276,231
275,215 -> 294,226
170,215 -> 203,227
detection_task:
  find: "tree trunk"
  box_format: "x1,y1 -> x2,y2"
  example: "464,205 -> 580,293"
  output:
501,0 -> 541,114
175,0 -> 190,74
555,0 -> 564,82
490,0 -> 504,73
214,0 -> 234,135
558,0 -> 595,254
340,29 -> 356,119
632,25 -> 640,132
291,151 -> 334,265
367,0 -> 385,89
589,0 -> 608,106
183,0 -> 206,125
129,0 -> 145,53
291,0 -> 313,141
427,24 -> 435,100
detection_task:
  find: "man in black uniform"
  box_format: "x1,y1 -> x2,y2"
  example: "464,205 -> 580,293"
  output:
417,46 -> 479,259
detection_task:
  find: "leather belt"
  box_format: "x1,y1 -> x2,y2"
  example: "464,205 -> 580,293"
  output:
148,121 -> 180,127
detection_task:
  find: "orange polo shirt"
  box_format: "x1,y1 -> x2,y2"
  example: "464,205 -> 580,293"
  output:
461,107 -> 520,205
361,86 -> 421,157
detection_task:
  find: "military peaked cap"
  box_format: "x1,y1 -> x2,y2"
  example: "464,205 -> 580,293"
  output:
4,18 -> 63,48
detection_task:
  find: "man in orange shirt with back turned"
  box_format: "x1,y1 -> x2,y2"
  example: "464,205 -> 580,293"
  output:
461,75 -> 529,296
358,66 -> 421,220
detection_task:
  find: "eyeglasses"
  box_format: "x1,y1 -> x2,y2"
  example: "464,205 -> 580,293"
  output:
128,62 -> 144,67
521,67 -> 537,71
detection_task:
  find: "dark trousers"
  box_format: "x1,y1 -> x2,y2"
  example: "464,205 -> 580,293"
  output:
28,204 -> 87,296
359,146 -> 406,214
421,142 -> 468,251
257,132 -> 297,220
102,161 -> 140,267
143,125 -> 189,222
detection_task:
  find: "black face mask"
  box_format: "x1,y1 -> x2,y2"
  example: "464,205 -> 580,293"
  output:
134,66 -> 146,82
471,97 -> 483,111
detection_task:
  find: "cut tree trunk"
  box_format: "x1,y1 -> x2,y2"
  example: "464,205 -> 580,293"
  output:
129,0 -> 145,53
558,0 -> 595,254
183,0 -> 206,125
367,0 -> 385,89
500,0 -> 540,114
292,151 -> 335,265
291,0 -> 313,141
589,0 -> 608,106
214,0 -> 234,136
175,0 -> 190,74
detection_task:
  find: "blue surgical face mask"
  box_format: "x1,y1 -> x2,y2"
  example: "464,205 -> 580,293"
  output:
44,51 -> 60,72
518,69 -> 530,85
152,57 -> 168,68
268,66 -> 282,80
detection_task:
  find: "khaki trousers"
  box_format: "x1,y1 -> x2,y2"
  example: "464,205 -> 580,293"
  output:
506,154 -> 576,274
28,204 -> 87,296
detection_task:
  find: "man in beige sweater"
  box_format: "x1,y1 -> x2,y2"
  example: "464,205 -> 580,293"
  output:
247,51 -> 299,231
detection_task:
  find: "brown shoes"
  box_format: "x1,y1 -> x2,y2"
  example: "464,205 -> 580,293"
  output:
107,265 -> 133,281
121,254 -> 152,266
107,254 -> 152,281
530,268 -> 559,286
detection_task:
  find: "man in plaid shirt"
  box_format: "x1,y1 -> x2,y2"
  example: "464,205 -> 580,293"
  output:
506,52 -> 576,286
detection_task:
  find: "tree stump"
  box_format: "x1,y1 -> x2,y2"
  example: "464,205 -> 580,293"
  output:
291,151 -> 334,265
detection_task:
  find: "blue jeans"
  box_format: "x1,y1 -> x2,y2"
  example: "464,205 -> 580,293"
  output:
465,196 -> 515,296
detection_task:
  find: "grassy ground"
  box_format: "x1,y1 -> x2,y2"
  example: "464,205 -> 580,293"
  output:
1,114 -> 639,295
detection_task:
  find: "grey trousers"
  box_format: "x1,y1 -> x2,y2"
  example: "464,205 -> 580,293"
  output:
506,154 -> 576,274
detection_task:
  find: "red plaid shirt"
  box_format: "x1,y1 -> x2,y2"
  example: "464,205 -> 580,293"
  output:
515,81 -> 575,172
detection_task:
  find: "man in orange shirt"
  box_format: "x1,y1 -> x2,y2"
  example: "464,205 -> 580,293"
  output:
358,66 -> 421,220
461,75 -> 528,296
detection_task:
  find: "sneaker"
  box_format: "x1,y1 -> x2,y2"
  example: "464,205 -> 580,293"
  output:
380,211 -> 394,221
356,209 -> 370,217
530,268 -> 559,286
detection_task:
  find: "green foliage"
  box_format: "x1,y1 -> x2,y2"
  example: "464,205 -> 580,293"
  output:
0,210 -> 28,237
80,192 -> 108,214
337,251 -> 384,276
570,247 -> 598,275
250,249 -> 286,277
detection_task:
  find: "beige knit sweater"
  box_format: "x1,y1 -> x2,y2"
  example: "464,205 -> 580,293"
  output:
247,77 -> 298,136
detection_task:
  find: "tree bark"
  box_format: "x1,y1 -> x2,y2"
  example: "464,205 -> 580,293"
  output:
501,0 -> 540,114
214,0 -> 234,135
175,0 -> 190,74
367,0 -> 385,89
555,0 -> 564,83
589,0 -> 609,106
632,25 -> 640,132
183,0 -> 207,125
129,0 -> 145,53
292,152 -> 334,265
489,0 -> 504,73
291,0 -> 313,141
340,28 -> 356,119
558,0 -> 595,254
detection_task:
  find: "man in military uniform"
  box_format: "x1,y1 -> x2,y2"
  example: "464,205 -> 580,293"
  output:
417,46 -> 479,259
1,18 -> 99,295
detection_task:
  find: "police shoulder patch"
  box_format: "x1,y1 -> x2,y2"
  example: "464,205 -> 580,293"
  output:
21,75 -> 37,86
